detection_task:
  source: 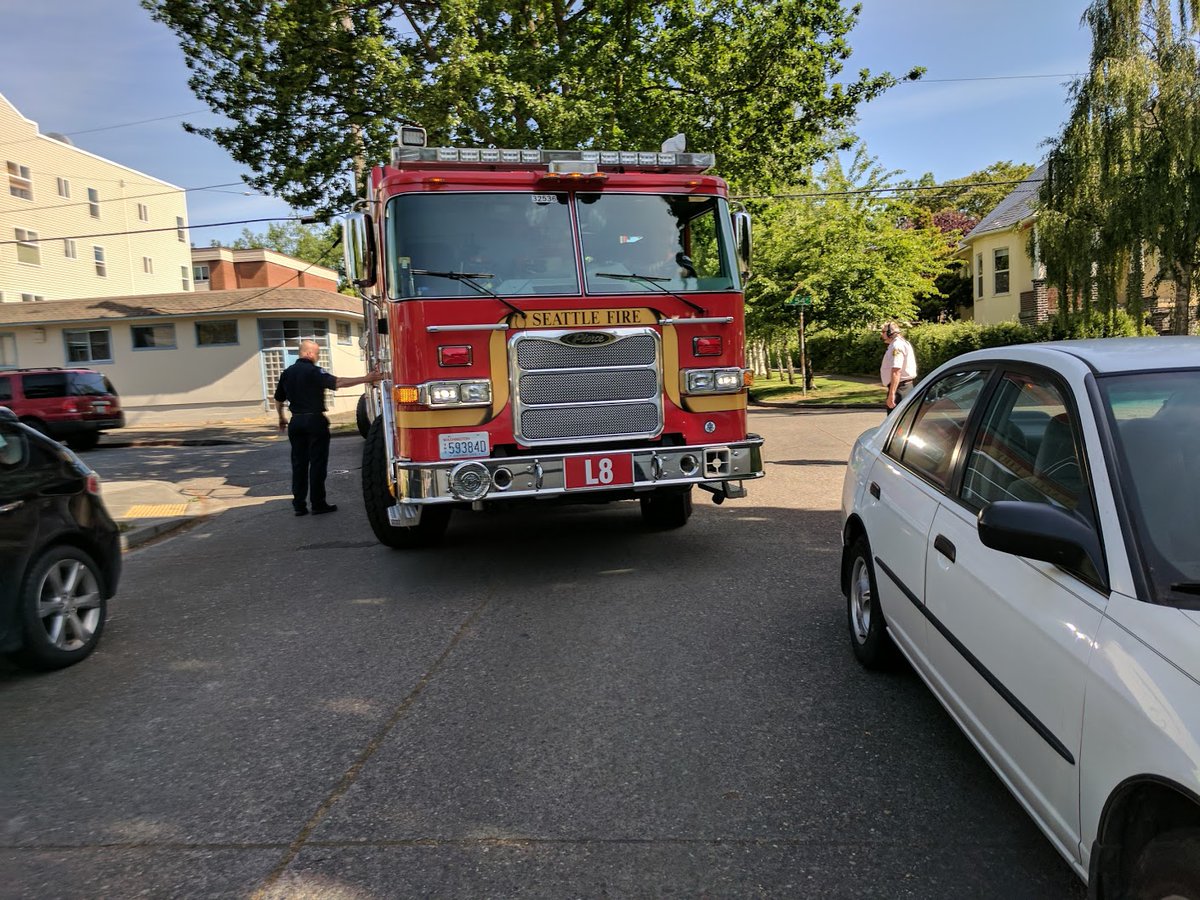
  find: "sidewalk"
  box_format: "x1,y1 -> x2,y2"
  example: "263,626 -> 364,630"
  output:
99,412 -> 361,550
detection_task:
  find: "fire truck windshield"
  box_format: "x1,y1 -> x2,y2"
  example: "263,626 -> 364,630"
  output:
386,192 -> 578,299
578,193 -> 739,295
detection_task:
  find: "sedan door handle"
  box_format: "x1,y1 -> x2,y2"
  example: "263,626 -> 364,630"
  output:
934,534 -> 956,563
869,482 -> 881,500
0,500 -> 24,515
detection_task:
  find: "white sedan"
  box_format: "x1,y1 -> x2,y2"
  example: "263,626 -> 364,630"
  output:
840,337 -> 1200,899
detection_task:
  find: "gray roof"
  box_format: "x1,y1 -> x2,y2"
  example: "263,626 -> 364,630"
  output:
963,162 -> 1047,242
0,287 -> 362,327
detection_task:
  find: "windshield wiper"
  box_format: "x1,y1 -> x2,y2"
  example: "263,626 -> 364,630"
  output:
409,269 -> 523,316
1169,582 -> 1200,596
595,272 -> 706,315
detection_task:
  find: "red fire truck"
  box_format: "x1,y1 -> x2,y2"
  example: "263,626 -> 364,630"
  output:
342,127 -> 764,548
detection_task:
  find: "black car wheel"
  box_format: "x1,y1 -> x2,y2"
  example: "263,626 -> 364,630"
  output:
66,432 -> 101,451
12,545 -> 107,670
846,535 -> 900,670
356,394 -> 371,439
362,417 -> 450,548
639,487 -> 693,529
1128,828 -> 1200,900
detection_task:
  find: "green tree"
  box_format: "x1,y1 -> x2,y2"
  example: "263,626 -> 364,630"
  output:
1039,0 -> 1200,334
228,221 -> 340,268
908,161 -> 1036,219
750,147 -> 953,332
143,0 -> 920,215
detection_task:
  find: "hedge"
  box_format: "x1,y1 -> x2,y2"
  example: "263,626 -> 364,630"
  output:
803,310 -> 1149,377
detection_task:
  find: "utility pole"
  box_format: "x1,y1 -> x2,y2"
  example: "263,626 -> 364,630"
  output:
785,295 -> 812,396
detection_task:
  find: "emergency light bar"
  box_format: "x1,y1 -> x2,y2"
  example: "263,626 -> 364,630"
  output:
391,145 -> 715,173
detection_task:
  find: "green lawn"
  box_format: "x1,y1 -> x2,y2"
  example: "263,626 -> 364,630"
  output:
749,372 -> 885,407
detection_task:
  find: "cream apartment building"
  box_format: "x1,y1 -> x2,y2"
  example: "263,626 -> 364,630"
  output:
0,92 -> 193,303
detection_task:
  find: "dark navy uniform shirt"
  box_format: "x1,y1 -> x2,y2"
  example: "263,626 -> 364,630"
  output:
274,358 -> 338,414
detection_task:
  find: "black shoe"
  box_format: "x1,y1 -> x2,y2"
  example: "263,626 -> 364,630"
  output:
294,507 -> 309,517
312,504 -> 338,515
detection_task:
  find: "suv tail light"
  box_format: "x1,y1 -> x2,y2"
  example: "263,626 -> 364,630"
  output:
61,399 -> 79,413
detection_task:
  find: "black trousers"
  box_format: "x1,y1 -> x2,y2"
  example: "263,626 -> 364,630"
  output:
288,413 -> 330,511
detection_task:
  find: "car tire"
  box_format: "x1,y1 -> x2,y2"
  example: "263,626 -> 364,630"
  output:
846,535 -> 900,670
66,432 -> 101,451
1128,828 -> 1200,900
356,394 -> 371,439
11,545 -> 107,670
640,487 -> 693,529
19,417 -> 49,437
362,417 -> 450,548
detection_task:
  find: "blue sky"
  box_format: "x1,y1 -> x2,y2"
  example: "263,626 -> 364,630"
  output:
0,1 -> 1094,246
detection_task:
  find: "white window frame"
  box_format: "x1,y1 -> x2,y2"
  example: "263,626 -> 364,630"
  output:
143,256 -> 154,274
7,162 -> 32,200
176,216 -> 186,242
64,238 -> 77,259
181,265 -> 190,290
87,187 -> 100,218
976,253 -> 984,299
20,293 -> 45,303
131,323 -> 177,351
993,247 -> 1011,295
193,264 -> 210,283
15,228 -> 40,265
336,320 -> 353,344
138,203 -> 149,222
56,177 -> 70,199
94,245 -> 107,277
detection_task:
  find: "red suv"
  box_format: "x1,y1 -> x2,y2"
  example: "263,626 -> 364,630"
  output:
0,368 -> 125,450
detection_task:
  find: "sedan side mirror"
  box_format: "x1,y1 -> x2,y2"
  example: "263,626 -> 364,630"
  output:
977,501 -> 1105,586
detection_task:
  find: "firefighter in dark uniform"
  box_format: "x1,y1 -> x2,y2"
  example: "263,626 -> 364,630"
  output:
274,339 -> 382,516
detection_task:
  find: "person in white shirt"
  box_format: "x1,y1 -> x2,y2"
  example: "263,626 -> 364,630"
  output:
880,322 -> 917,412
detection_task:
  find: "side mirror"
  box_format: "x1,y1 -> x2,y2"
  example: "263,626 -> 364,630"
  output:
342,211 -> 377,288
733,211 -> 752,279
977,501 -> 1105,584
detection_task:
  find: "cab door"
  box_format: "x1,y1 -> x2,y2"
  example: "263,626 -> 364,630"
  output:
921,369 -> 1106,866
862,369 -> 991,665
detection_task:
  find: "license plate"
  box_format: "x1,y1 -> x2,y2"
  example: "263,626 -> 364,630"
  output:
564,453 -> 634,490
439,432 -> 489,460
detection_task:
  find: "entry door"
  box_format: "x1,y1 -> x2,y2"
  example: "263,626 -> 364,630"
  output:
922,370 -> 1105,865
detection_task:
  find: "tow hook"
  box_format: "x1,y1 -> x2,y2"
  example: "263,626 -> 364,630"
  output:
697,483 -> 725,505
698,481 -> 747,504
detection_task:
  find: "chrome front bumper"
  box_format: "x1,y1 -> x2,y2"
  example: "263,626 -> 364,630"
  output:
389,436 -> 764,511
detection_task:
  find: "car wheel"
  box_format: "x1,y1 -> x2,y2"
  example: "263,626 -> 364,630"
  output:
639,487 -> 693,530
66,432 -> 100,451
355,393 -> 371,439
1128,828 -> 1200,900
361,417 -> 450,548
846,535 -> 900,669
19,417 -> 49,437
12,545 -> 107,670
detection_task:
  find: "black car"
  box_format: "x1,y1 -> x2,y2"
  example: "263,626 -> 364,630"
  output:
0,408 -> 121,669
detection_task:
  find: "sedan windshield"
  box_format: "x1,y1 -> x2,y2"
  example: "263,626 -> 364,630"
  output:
1100,369 -> 1200,600
385,192 -> 578,299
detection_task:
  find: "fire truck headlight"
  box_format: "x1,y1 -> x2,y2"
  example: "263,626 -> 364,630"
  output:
422,380 -> 491,407
449,461 -> 491,500
683,368 -> 744,395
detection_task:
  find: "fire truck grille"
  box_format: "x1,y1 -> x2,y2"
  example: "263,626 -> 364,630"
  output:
510,330 -> 663,445
521,404 -> 661,441
519,369 -> 658,405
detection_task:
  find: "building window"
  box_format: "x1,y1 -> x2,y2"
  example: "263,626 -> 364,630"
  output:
7,162 -> 32,200
64,328 -> 113,363
143,256 -> 154,274
181,265 -> 190,290
137,203 -> 149,222
196,320 -> 238,346
15,228 -> 39,265
56,177 -> 70,198
176,216 -> 186,241
87,187 -> 100,218
94,246 -> 107,277
994,248 -> 1010,295
132,324 -> 176,349
336,321 -> 353,344
193,264 -> 210,284
0,334 -> 16,369
64,238 -> 77,259
976,253 -> 984,299
20,293 -> 45,303
259,319 -> 329,387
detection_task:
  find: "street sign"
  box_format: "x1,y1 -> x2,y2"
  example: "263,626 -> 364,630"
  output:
784,295 -> 812,308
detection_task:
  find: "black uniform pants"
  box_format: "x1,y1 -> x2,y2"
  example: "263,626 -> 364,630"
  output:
288,413 -> 331,511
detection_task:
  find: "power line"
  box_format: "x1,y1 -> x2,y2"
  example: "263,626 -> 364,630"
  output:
733,176 -> 1045,202
0,181 -> 250,217
0,216 -> 311,246
0,109 -> 210,149
905,73 -> 1080,84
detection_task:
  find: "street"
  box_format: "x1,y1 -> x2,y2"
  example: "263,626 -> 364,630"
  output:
0,408 -> 1084,899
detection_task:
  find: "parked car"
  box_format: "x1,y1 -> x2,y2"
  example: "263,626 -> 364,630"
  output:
0,408 -> 121,669
0,367 -> 125,450
840,337 -> 1200,899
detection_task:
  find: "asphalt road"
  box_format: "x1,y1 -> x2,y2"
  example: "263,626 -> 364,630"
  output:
0,409 -> 1086,899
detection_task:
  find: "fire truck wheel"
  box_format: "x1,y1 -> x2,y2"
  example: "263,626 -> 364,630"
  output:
639,487 -> 693,530
356,394 -> 371,439
362,418 -> 451,548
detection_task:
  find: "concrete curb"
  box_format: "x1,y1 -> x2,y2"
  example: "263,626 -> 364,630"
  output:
101,430 -> 362,450
121,516 -> 209,551
750,398 -> 885,411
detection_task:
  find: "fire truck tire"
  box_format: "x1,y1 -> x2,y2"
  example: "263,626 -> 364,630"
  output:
356,394 -> 371,439
362,418 -> 451,548
639,487 -> 693,530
